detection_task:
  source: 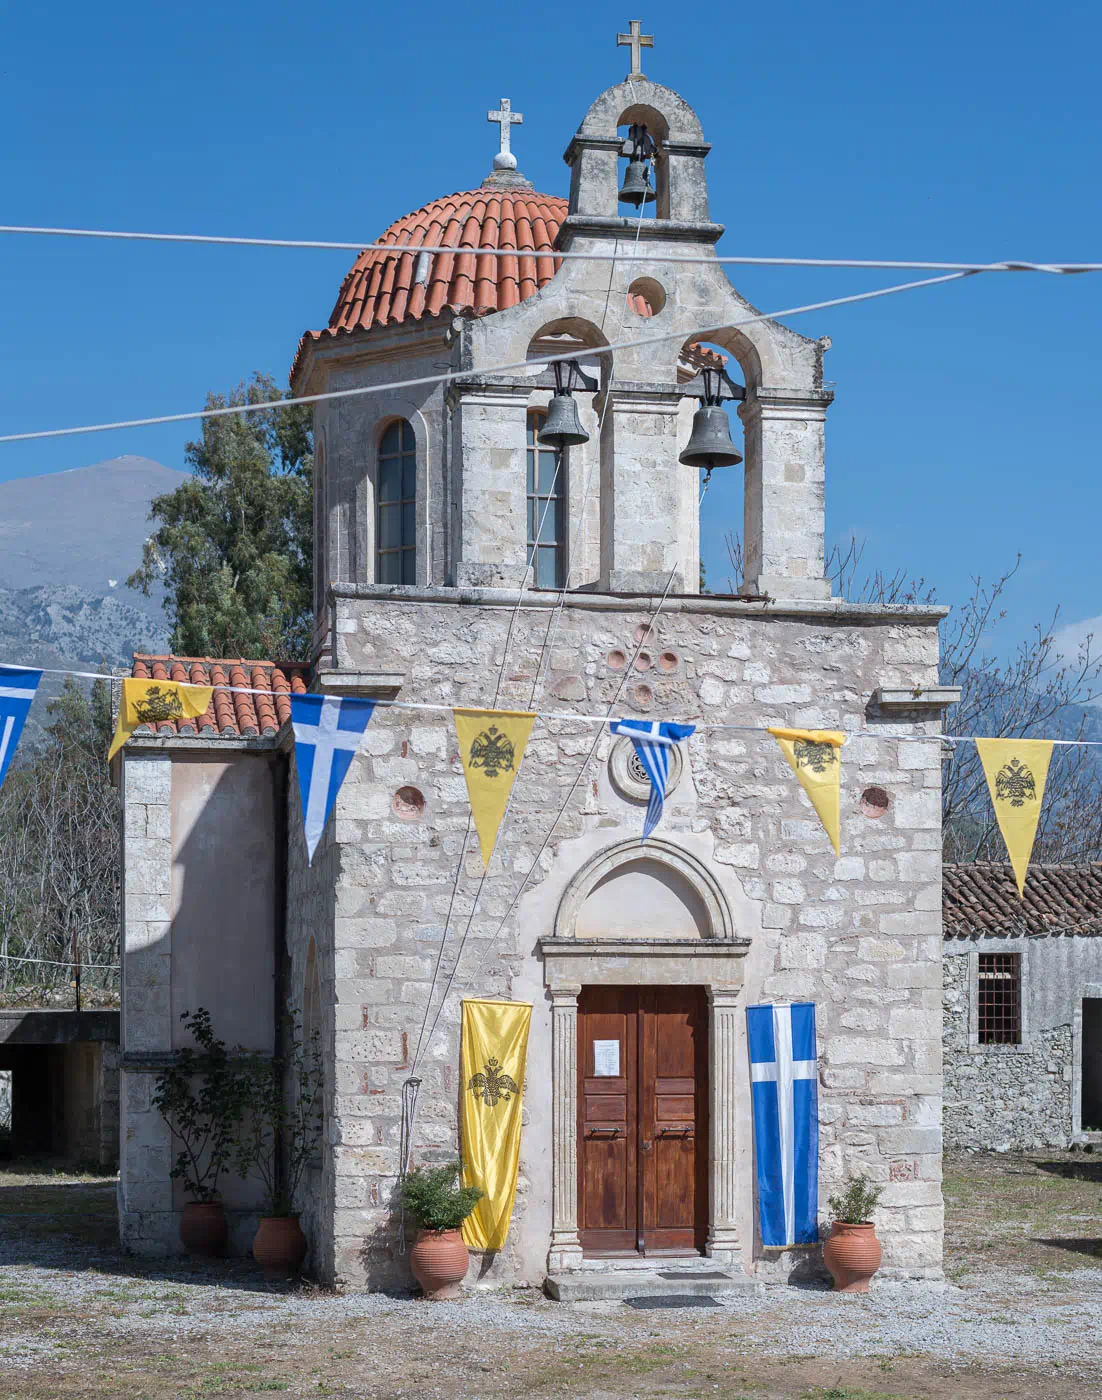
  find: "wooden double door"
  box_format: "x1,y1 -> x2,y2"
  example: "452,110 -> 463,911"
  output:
578,986 -> 708,1255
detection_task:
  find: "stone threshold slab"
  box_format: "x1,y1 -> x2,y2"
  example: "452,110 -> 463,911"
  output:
545,1270 -> 761,1302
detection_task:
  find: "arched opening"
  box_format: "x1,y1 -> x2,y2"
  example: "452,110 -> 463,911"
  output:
375,419 -> 416,584
526,320 -> 607,592
678,338 -> 746,597
616,104 -> 670,219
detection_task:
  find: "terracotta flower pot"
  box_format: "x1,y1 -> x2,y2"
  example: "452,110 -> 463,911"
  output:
823,1221 -> 882,1293
179,1201 -> 227,1257
409,1228 -> 469,1300
253,1215 -> 309,1278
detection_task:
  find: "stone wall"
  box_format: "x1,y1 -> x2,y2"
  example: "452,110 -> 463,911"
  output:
118,745 -> 281,1256
314,586 -> 946,1287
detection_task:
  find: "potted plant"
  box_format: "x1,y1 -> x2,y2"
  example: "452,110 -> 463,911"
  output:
822,1174 -> 884,1293
234,1017 -> 324,1277
152,1009 -> 243,1257
399,1161 -> 484,1300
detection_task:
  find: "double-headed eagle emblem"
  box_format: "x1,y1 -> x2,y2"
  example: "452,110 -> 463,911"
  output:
467,1057 -> 520,1109
995,757 -> 1036,808
793,738 -> 838,774
134,685 -> 184,725
468,725 -> 516,780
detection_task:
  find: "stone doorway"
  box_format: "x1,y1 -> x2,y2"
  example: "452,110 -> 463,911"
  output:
578,985 -> 708,1256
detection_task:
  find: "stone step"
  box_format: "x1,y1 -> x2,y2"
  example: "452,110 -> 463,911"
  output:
545,1269 -> 761,1302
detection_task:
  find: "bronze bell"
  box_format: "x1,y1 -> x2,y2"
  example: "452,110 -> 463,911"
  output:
679,404 -> 743,471
619,158 -> 656,207
539,390 -> 589,448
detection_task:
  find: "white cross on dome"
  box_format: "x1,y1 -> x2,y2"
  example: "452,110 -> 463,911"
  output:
488,98 -> 523,172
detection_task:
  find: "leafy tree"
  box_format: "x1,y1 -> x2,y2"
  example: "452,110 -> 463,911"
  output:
128,374 -> 313,659
0,677 -> 120,996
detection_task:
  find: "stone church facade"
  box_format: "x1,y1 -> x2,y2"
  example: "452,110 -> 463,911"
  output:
116,61 -> 950,1289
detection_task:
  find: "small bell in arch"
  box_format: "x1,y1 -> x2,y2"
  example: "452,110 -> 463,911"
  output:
619,123 -> 657,207
538,359 -> 593,449
679,365 -> 744,477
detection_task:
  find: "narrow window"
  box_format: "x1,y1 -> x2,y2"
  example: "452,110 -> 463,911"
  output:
1083,998 -> 1102,1131
376,420 -> 416,584
526,411 -> 565,588
977,952 -> 1021,1045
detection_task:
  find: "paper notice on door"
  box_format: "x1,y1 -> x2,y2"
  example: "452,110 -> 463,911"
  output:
593,1039 -> 620,1077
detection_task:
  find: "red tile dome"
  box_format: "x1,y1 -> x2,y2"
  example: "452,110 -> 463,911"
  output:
293,189 -> 569,377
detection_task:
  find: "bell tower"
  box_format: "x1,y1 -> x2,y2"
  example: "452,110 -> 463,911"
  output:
452,26 -> 833,599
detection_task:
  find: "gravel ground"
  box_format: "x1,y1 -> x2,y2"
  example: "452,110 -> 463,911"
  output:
0,1153 -> 1097,1398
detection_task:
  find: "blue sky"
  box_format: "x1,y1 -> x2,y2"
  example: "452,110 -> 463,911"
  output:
1,2 -> 1099,655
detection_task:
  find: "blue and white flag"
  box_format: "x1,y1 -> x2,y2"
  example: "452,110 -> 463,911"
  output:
608,718 -> 695,838
0,667 -> 42,792
290,694 -> 377,863
747,1001 -> 819,1247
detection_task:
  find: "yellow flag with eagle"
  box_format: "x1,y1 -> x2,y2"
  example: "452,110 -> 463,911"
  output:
108,678 -> 214,762
768,727 -> 846,856
975,738 -> 1054,898
459,998 -> 532,1251
454,708 -> 536,867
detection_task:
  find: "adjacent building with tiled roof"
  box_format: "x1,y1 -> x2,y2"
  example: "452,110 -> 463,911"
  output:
943,862 -> 1102,1154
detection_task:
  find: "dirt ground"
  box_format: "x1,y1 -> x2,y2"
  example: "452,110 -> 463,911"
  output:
0,1151 -> 1098,1399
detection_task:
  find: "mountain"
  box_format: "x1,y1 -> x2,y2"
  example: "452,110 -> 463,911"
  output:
0,455 -> 187,733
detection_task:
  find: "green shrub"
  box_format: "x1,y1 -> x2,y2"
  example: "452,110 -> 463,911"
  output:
400,1162 -> 483,1232
827,1174 -> 883,1225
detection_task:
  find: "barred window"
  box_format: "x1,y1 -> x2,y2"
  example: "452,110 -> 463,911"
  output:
526,411 -> 565,588
978,952 -> 1021,1045
376,420 -> 416,584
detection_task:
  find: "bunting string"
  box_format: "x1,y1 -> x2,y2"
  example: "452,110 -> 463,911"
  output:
5,660 -> 1102,746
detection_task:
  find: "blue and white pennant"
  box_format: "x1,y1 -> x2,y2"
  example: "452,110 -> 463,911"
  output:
746,1001 -> 820,1248
290,694 -> 377,863
608,718 -> 695,838
0,666 -> 42,792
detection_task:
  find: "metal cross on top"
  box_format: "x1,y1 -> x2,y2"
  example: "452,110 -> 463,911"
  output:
488,98 -> 523,170
617,19 -> 653,76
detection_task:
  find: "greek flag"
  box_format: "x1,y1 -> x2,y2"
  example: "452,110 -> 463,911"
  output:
0,667 -> 41,792
608,719 -> 695,838
290,694 -> 377,863
747,1001 -> 819,1247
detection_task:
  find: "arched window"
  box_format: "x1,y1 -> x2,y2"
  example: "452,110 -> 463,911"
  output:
526,411 -> 565,588
376,420 -> 416,584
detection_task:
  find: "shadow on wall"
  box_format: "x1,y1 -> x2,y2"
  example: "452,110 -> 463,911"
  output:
357,1177 -> 417,1295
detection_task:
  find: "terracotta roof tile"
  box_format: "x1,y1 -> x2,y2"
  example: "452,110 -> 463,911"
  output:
943,862 -> 1102,938
290,186 -> 727,380
130,655 -> 310,741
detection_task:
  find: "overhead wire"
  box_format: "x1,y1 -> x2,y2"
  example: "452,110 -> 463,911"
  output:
0,223 -> 1098,274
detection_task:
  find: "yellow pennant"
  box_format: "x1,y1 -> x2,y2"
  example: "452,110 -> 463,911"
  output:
454,708 -> 535,867
975,738 -> 1054,898
460,998 -> 532,1252
768,727 -> 846,856
108,678 -> 214,762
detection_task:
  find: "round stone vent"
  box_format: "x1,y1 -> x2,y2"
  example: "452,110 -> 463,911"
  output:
609,735 -> 684,804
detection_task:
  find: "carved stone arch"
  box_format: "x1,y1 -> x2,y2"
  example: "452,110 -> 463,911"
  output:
358,401 -> 431,586
578,79 -> 704,144
554,837 -> 736,943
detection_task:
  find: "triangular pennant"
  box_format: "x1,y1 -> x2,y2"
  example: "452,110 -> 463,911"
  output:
454,708 -> 535,867
975,738 -> 1054,898
609,718 -> 696,838
108,677 -> 214,762
290,694 -> 377,863
768,727 -> 846,856
0,666 -> 42,791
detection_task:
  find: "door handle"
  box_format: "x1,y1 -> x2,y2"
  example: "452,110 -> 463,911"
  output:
586,1128 -> 622,1139
657,1127 -> 694,1139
